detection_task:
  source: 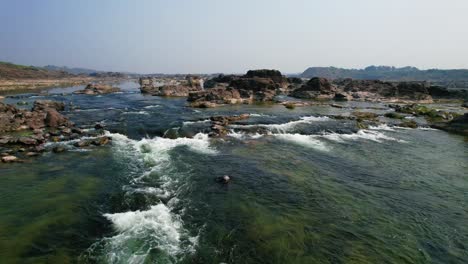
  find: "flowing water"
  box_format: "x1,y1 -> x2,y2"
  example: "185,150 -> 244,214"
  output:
0,81 -> 467,264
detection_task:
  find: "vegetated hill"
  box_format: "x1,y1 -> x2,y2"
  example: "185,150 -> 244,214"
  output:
43,65 -> 98,75
0,61 -> 73,79
301,66 -> 468,83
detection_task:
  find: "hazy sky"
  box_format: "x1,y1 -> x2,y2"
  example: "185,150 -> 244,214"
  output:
1,0 -> 467,73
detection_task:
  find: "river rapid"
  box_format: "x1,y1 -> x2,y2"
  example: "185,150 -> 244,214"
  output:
0,81 -> 467,264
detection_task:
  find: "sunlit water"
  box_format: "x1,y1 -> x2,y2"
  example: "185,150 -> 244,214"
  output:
0,81 -> 467,263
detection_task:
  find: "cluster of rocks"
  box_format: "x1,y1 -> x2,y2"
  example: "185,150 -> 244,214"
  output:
139,76 -> 204,97
188,70 -> 290,107
73,83 -> 121,95
208,114 -> 250,137
291,78 -> 434,102
432,113 -> 468,136
0,100 -> 111,163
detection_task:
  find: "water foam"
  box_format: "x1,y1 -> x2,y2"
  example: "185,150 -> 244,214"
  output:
182,119 -> 211,125
231,116 -> 330,133
274,133 -> 329,151
88,132 -> 215,262
101,203 -> 189,262
321,130 -> 406,143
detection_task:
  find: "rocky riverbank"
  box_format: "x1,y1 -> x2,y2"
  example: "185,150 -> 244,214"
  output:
0,100 -> 111,163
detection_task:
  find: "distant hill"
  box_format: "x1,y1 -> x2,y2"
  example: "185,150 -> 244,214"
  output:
43,65 -> 98,75
300,66 -> 468,84
0,61 -> 73,79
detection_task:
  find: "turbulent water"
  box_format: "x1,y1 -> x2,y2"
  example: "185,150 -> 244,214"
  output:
0,81 -> 467,264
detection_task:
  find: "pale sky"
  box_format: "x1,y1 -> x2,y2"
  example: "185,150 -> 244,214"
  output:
1,0 -> 467,73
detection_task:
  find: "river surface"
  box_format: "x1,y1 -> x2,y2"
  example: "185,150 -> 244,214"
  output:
0,81 -> 467,264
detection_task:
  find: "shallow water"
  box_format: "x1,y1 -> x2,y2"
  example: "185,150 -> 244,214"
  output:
0,81 -> 467,263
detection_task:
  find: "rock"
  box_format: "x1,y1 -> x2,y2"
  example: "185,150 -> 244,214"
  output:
32,100 -> 65,111
18,137 -> 37,145
74,140 -> 91,148
384,112 -> 405,119
352,111 -> 379,121
284,102 -> 296,109
398,120 -> 418,128
330,104 -> 344,108
52,146 -> 66,153
26,152 -> 39,157
208,114 -> 250,137
432,113 -> 468,136
94,123 -> 105,129
427,86 -> 468,99
73,83 -> 121,95
2,155 -> 18,163
291,77 -> 336,99
45,109 -> 70,128
139,76 -> 203,97
92,136 -> 110,146
216,175 -> 231,184
334,92 -> 351,101
396,82 -> 433,102
188,87 -> 248,106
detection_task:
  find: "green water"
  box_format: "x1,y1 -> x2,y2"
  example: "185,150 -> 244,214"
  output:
0,84 -> 467,263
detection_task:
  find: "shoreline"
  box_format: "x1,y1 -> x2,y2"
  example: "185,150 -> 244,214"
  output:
0,77 -> 131,95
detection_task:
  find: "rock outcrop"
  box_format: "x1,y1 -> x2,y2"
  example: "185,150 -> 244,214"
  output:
290,78 -> 434,102
73,83 -> 121,95
432,113 -> 468,136
0,101 -> 112,163
291,77 -> 337,99
208,114 -> 250,137
187,69 -> 290,107
139,76 -> 203,97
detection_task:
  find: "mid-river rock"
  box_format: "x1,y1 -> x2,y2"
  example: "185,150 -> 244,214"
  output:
73,83 -> 121,95
2,155 -> 19,163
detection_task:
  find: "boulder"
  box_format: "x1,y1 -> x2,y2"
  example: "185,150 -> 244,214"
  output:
1,155 -> 18,163
45,109 -> 70,128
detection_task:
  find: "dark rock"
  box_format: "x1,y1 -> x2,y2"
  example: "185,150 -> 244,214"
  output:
52,146 -> 66,153
74,140 -> 91,148
216,175 -> 231,184
291,77 -> 336,99
432,113 -> 468,136
352,111 -> 379,121
94,123 -> 105,129
399,120 -> 418,128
